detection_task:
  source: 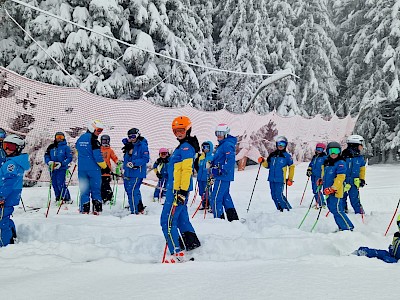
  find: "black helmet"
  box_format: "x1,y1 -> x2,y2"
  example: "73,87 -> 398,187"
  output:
101,134 -> 110,146
326,141 -> 342,154
127,128 -> 140,138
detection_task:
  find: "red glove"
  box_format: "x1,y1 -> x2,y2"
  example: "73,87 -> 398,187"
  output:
258,157 -> 265,163
286,179 -> 293,186
316,178 -> 323,186
323,187 -> 336,195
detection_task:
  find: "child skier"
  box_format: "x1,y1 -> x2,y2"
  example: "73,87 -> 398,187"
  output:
320,141 -> 354,231
258,136 -> 295,212
152,148 -> 169,202
100,134 -> 119,204
44,132 -> 73,204
0,134 -> 30,247
341,134 -> 366,214
209,124 -> 239,221
306,143 -> 327,207
354,215 -> 400,263
196,141 -> 214,210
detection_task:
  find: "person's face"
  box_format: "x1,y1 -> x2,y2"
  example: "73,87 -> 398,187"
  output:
330,153 -> 338,159
173,128 -> 186,140
128,133 -> 138,143
160,152 -> 168,158
358,144 -> 364,151
202,144 -> 210,153
94,128 -> 103,137
276,141 -> 287,150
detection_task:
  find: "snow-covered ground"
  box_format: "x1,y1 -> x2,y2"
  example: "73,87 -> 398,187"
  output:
1,163 -> 400,299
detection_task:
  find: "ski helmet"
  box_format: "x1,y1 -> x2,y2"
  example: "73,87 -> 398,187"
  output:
172,116 -> 192,136
0,128 -> 6,140
215,124 -> 230,137
87,120 -> 104,133
127,128 -> 140,139
101,134 -> 111,146
275,135 -> 288,148
3,134 -> 25,155
326,141 -> 342,155
346,134 -> 364,146
159,147 -> 168,155
316,143 -> 326,150
55,132 -> 65,140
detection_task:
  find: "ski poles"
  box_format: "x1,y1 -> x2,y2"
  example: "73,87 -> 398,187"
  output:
384,198 -> 400,236
190,180 -> 198,207
299,177 -> 310,205
298,195 -> 316,229
45,164 -> 55,218
246,163 -> 262,213
57,164 -> 77,215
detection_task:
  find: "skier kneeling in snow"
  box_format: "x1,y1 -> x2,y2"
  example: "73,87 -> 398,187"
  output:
0,134 -> 30,247
354,215 -> 400,263
161,116 -> 201,263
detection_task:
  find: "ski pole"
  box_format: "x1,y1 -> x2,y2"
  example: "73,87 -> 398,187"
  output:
299,177 -> 310,205
384,198 -> 400,236
20,197 -> 26,212
57,164 -> 77,215
298,195 -> 316,229
246,163 -> 262,213
311,206 -> 323,232
45,164 -> 55,218
161,242 -> 168,263
190,179 -> 198,207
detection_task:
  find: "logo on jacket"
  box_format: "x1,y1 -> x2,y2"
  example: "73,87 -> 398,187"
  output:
7,164 -> 15,172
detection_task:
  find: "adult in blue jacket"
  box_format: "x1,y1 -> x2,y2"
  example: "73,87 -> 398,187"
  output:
321,141 -> 354,231
160,116 -> 201,263
122,128 -> 150,214
76,120 -> 107,214
209,124 -> 239,222
259,136 -> 295,212
44,132 -> 73,203
195,141 -> 214,209
341,135 -> 366,214
0,134 -> 30,247
0,128 -> 6,166
306,143 -> 327,207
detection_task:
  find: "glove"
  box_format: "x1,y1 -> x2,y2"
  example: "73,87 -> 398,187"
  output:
344,183 -> 351,192
101,166 -> 111,175
258,157 -> 265,163
211,166 -> 222,177
286,179 -> 293,186
207,177 -> 215,186
122,138 -> 128,145
175,189 -> 188,205
354,178 -> 366,188
316,178 -> 323,186
323,187 -> 336,195
156,172 -> 162,179
306,167 -> 312,177
0,198 -> 4,208
360,179 -> 366,187
48,161 -> 54,169
54,162 -> 62,170
126,162 -> 135,169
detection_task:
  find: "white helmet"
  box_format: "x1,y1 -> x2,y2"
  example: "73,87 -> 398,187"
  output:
275,135 -> 288,143
346,134 -> 364,145
215,123 -> 230,137
3,134 -> 25,154
87,120 -> 104,133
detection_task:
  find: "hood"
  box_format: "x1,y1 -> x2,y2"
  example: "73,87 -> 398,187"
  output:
9,153 -> 30,171
203,140 -> 214,157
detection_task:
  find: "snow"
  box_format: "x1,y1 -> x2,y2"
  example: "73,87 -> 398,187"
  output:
2,163 -> 400,299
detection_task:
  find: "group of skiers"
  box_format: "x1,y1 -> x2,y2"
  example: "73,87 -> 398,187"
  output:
0,120 -> 398,264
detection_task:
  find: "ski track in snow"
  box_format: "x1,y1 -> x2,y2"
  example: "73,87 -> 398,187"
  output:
1,163 -> 400,299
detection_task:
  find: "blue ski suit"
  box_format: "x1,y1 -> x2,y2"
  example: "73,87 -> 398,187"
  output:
355,231 -> 400,263
44,140 -> 73,201
123,137 -> 149,214
322,156 -> 354,231
308,152 -> 327,206
0,142 -> 6,166
153,156 -> 169,199
0,153 -> 30,247
261,149 -> 295,211
75,131 -> 106,212
196,141 -> 214,208
341,147 -> 366,214
160,136 -> 199,255
209,135 -> 238,219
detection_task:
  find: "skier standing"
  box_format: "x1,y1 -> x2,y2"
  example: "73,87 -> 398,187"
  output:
306,143 -> 327,207
161,116 -> 201,263
341,135 -> 366,214
0,134 -> 30,247
100,134 -> 119,204
76,120 -> 107,214
152,148 -> 169,202
44,132 -> 73,203
122,128 -> 149,214
258,136 -> 294,212
196,141 -> 214,210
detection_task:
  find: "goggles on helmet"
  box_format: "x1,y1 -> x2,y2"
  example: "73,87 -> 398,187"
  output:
55,134 -> 65,140
215,131 -> 226,137
3,142 -> 17,152
128,133 -> 138,139
95,128 -> 103,133
160,152 -> 168,156
173,128 -> 186,136
316,147 -> 324,152
328,148 -> 340,155
276,141 -> 287,147
202,144 -> 210,150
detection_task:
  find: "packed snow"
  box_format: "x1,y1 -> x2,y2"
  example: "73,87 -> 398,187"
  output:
1,163 -> 400,299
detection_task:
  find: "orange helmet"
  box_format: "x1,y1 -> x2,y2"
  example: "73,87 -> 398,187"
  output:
172,116 -> 192,135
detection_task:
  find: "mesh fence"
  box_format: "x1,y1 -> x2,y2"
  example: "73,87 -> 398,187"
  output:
0,66 -> 357,186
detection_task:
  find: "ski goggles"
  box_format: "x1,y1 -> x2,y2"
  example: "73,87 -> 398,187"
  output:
316,147 -> 324,152
3,142 -> 17,152
328,148 -> 341,155
101,141 -> 110,146
55,134 -> 65,140
160,152 -> 168,156
94,128 -> 103,133
215,131 -> 226,137
128,133 -> 138,139
202,144 -> 210,150
0,132 -> 6,139
276,141 -> 287,147
173,128 -> 186,136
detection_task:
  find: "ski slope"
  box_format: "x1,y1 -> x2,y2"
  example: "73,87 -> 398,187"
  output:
1,163 -> 400,299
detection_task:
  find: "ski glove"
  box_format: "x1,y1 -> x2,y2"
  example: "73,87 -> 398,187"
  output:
156,172 -> 162,179
344,183 -> 351,192
359,179 -> 366,187
207,177 -> 215,186
306,167 -> 312,177
48,161 -> 55,169
286,179 -> 293,186
54,162 -> 62,170
316,178 -> 323,186
126,162 -> 137,169
101,166 -> 111,175
354,178 -> 366,188
0,198 -> 4,208
323,187 -> 336,195
175,189 -> 188,205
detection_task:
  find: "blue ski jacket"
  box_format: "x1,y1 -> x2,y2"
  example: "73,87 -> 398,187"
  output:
197,141 -> 214,181
44,140 -> 73,170
75,131 -> 105,171
211,135 -> 236,182
123,137 -> 150,179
